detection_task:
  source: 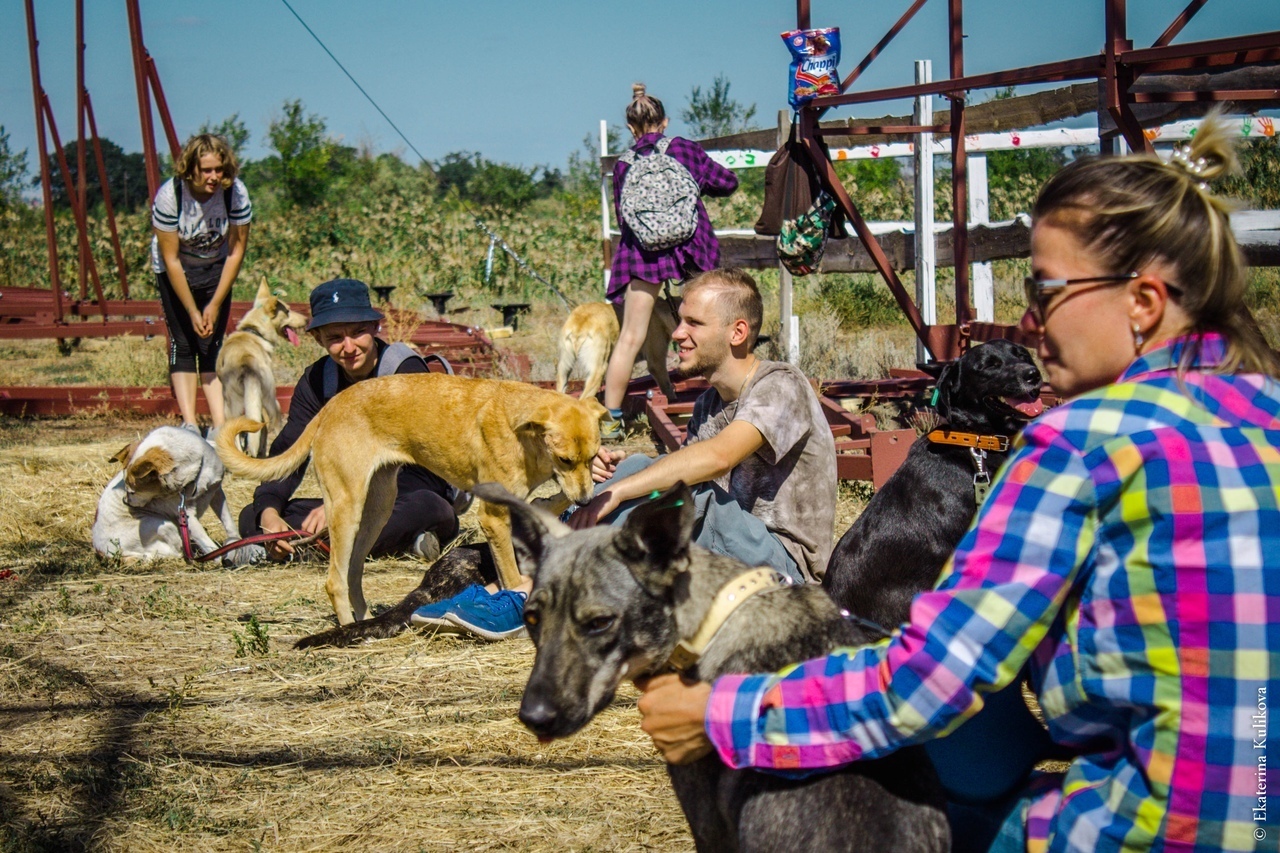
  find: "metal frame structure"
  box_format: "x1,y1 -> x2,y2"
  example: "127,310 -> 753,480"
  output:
791,0 -> 1280,361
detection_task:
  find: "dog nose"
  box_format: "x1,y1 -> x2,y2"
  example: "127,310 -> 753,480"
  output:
1023,366 -> 1042,385
519,696 -> 559,734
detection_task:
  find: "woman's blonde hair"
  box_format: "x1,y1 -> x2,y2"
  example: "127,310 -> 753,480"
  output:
1033,112 -> 1278,377
174,133 -> 238,188
625,83 -> 666,136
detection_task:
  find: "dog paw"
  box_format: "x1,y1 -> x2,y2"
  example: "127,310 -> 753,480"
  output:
224,543 -> 268,566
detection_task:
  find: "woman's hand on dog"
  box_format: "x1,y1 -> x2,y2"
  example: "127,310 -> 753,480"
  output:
636,673 -> 715,765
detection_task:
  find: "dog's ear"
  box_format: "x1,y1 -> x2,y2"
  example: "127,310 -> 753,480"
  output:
580,397 -> 609,421
255,278 -> 272,304
472,482 -> 570,578
617,482 -> 696,596
513,403 -> 557,438
932,358 -> 963,421
109,441 -> 138,468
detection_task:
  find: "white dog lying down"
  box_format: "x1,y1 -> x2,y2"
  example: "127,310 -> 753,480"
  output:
92,426 -> 264,565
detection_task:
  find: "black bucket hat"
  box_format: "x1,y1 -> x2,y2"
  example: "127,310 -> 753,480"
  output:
306,278 -> 385,331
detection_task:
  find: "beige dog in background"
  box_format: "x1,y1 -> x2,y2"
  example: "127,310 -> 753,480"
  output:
216,280 -> 307,456
555,299 -> 678,400
217,373 -> 607,625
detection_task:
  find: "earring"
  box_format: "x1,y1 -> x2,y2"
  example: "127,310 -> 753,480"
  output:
1132,324 -> 1144,355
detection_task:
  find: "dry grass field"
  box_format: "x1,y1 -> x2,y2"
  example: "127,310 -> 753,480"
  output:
0,415 -> 697,852
0,397 -> 874,852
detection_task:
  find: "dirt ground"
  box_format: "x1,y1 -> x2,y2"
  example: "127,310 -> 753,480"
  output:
0,413 -> 876,853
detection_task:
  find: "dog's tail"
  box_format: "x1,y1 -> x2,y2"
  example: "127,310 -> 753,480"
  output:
216,415 -> 319,482
294,546 -> 486,649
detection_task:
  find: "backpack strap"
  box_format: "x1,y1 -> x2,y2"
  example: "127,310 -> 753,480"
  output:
173,175 -> 234,218
377,342 -> 428,378
321,342 -> 430,400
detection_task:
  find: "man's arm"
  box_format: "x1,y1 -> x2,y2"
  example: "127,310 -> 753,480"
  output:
568,420 -> 764,529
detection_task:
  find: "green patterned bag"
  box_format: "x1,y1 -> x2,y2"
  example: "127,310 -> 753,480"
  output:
777,193 -> 835,276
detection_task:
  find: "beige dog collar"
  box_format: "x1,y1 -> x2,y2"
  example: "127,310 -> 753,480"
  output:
666,567 -> 792,673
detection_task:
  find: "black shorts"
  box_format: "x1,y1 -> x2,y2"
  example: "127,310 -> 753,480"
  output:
157,263 -> 232,375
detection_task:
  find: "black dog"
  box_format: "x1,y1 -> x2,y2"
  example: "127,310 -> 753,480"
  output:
476,481 -> 949,853
293,546 -> 492,649
823,338 -> 1043,629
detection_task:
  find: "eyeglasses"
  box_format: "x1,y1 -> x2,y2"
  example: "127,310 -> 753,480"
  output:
1022,273 -> 1138,326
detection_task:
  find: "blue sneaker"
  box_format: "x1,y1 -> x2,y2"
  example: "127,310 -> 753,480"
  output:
410,584 -> 488,627
445,589 -> 528,641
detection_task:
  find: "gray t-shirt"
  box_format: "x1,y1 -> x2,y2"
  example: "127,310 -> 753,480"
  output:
684,360 -> 837,581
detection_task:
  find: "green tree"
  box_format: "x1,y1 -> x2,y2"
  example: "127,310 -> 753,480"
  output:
266,99 -> 337,206
0,126 -> 30,209
197,113 -> 250,162
434,151 -> 479,197
467,160 -> 538,209
682,75 -> 758,140
565,125 -> 625,196
43,137 -> 149,213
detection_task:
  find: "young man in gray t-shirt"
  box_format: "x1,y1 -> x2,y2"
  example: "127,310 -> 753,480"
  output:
569,269 -> 836,583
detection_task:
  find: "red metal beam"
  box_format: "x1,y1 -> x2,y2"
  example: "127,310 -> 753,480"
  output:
835,0 -> 930,97
125,0 -> 161,202
75,0 -> 87,301
1124,29 -> 1280,68
84,93 -> 131,298
1152,0 -> 1209,48
24,0 -> 65,324
810,55 -> 1104,109
145,55 -> 182,161
41,95 -> 110,319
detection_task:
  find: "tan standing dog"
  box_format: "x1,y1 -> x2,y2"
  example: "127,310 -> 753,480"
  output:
216,280 -> 308,456
555,299 -> 678,400
216,373 -> 607,625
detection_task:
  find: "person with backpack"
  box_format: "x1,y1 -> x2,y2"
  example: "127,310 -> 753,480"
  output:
151,133 -> 252,437
237,278 -> 462,564
601,83 -> 738,439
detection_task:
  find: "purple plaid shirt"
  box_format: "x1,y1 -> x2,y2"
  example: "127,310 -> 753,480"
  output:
607,133 -> 738,301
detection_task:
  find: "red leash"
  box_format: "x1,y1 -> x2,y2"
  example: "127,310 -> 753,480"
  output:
176,492 -> 330,563
194,529 -> 330,563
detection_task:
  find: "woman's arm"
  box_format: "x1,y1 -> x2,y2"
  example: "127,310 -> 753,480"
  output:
155,227 -> 210,337
641,429 -> 1097,771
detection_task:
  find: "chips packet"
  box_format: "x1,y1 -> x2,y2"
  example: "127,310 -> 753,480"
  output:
782,27 -> 842,109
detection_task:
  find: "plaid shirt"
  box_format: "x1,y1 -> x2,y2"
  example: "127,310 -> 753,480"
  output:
707,334 -> 1280,852
607,133 -> 738,300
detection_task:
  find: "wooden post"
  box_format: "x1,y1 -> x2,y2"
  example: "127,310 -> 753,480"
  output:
600,119 -> 612,290
968,153 -> 993,322
913,60 -> 936,364
777,109 -> 798,365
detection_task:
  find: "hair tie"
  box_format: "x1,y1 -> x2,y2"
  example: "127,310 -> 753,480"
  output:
1168,142 -> 1210,190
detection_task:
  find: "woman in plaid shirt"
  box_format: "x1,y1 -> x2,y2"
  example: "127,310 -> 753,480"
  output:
637,117 -> 1280,852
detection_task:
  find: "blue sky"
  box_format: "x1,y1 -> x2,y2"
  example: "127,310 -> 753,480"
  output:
2,1 -> 1277,173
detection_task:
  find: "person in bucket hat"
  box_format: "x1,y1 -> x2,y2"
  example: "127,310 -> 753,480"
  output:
238,278 -> 461,564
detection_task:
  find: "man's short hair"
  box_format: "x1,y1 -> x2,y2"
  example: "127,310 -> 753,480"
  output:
683,268 -> 763,346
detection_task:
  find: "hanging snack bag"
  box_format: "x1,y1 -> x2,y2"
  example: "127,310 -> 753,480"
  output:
782,27 -> 842,109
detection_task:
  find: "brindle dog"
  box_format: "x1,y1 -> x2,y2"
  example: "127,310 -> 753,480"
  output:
476,481 -> 949,853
